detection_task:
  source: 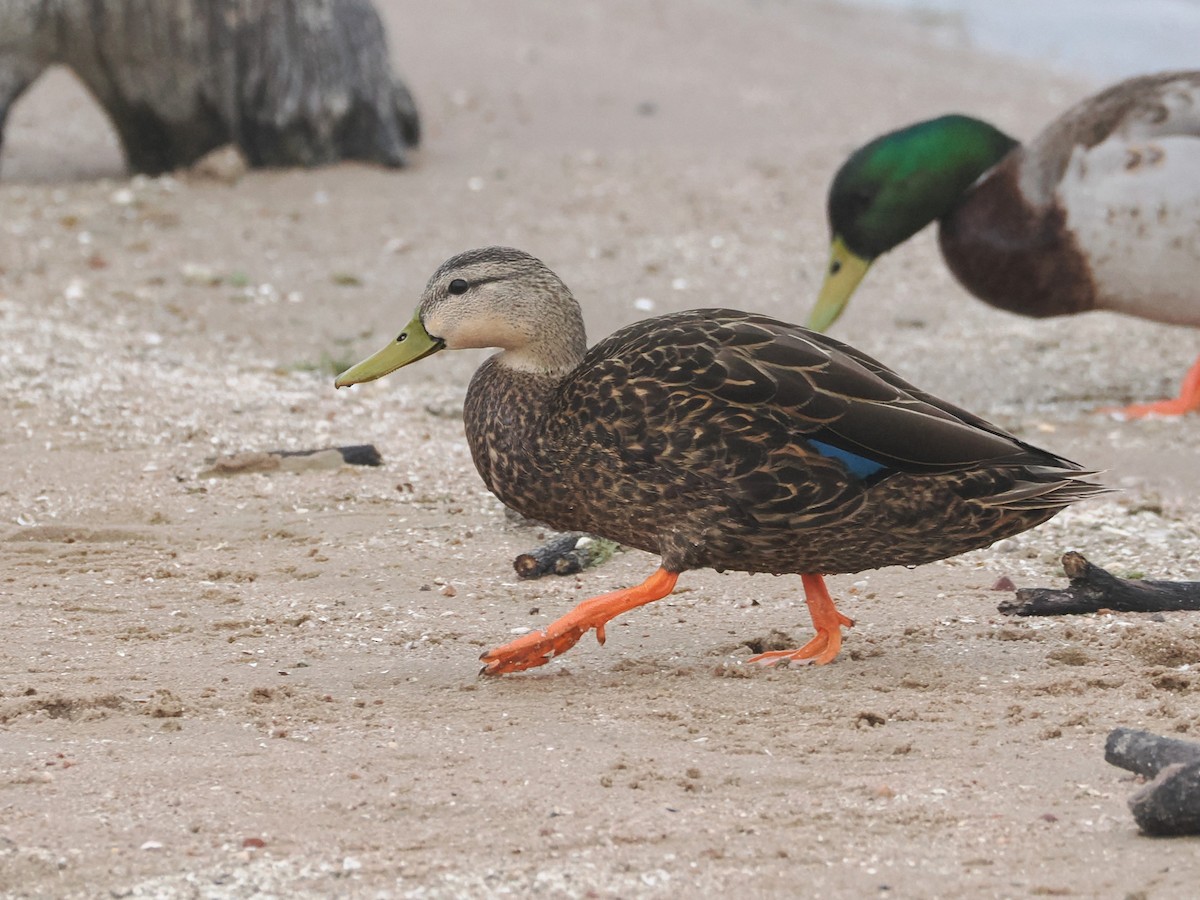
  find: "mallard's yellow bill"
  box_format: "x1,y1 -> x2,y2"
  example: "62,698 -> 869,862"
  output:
807,236 -> 873,333
334,312 -> 444,388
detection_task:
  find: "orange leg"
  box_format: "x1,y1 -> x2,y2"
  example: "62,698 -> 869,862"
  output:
1103,354 -> 1200,419
749,574 -> 854,667
480,567 -> 680,676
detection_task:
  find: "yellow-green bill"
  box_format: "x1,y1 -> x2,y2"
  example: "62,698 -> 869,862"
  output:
334,312 -> 444,388
807,236 -> 872,332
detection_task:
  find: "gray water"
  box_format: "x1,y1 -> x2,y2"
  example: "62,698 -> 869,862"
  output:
852,0 -> 1199,81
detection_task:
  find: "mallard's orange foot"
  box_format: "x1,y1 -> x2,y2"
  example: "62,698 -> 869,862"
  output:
748,610 -> 855,667
1102,397 -> 1200,419
479,624 -> 592,675
1100,357 -> 1200,419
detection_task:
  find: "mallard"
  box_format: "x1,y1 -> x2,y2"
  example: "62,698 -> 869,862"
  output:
336,247 -> 1103,674
810,70 -> 1200,418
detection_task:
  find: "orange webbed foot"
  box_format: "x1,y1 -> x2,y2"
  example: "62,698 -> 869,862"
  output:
1099,356 -> 1200,420
747,574 -> 854,668
479,621 -> 595,675
1101,397 -> 1199,419
479,567 -> 679,676
749,610 -> 855,667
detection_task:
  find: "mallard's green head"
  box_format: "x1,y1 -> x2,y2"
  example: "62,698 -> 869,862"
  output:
334,247 -> 587,388
809,115 -> 1018,331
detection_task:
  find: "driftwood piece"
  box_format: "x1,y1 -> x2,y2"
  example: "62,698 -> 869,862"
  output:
1106,728 -> 1200,836
200,443 -> 381,477
1105,727 -> 1200,779
1128,763 -> 1200,836
998,552 -> 1200,617
513,533 -> 619,579
0,0 -> 419,174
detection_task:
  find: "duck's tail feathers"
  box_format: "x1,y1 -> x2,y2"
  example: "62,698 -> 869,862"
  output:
985,468 -> 1112,512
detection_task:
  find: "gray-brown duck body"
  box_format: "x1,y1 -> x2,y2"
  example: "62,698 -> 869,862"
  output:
336,247 -> 1104,673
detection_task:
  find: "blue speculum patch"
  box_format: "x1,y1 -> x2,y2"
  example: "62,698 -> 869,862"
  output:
809,440 -> 889,478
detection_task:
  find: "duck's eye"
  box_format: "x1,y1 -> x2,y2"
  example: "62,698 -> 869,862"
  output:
830,260 -> 843,275
448,278 -> 469,295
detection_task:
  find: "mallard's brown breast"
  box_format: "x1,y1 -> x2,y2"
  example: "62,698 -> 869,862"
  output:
938,154 -> 1098,319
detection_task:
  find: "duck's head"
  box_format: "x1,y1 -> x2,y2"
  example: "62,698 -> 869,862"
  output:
335,247 -> 587,388
808,114 -> 1018,332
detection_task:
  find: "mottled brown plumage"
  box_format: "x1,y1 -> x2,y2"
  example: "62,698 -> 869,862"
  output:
337,247 -> 1104,673
465,307 -> 1096,576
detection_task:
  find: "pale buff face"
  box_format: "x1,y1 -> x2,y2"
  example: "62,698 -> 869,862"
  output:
414,247 -> 588,373
423,301 -> 532,352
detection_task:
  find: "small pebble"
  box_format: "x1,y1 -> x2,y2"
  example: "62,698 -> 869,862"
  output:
181,262 -> 221,286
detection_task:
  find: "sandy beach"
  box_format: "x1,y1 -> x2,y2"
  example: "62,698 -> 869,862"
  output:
2,0 -> 1199,896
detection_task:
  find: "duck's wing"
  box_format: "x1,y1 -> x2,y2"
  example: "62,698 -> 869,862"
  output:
573,309 -> 1076,478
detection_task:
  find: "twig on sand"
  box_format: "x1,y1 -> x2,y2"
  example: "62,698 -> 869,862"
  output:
200,444 -> 382,477
998,552 -> 1200,617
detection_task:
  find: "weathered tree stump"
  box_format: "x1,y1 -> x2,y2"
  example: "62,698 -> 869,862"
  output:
998,552 -> 1200,617
1106,728 -> 1200,836
0,0 -> 420,174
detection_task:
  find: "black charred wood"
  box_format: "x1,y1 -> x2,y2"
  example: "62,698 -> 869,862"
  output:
1105,729 -> 1200,836
998,552 -> 1200,617
1128,762 -> 1200,836
1105,728 -> 1200,779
